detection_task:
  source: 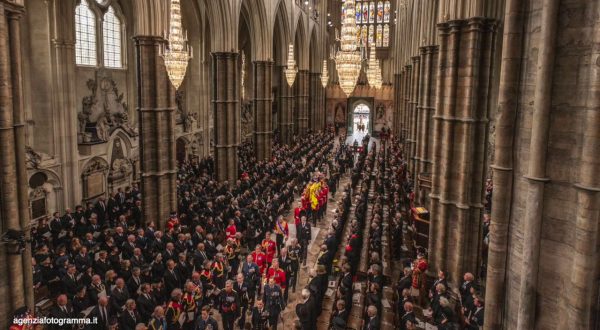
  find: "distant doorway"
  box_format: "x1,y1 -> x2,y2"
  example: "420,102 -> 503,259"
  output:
353,104 -> 371,134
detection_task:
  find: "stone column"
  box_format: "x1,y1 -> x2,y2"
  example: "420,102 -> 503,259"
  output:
253,61 -> 273,161
134,36 -> 178,229
0,3 -> 31,325
515,1 -> 558,328
49,0 -> 81,208
309,72 -> 321,131
212,52 -> 240,182
408,56 -> 420,176
402,66 -> 411,141
428,18 -> 497,286
8,8 -> 34,313
296,70 -> 310,135
415,46 -> 438,205
393,73 -> 402,136
484,0 -> 524,327
277,66 -> 294,144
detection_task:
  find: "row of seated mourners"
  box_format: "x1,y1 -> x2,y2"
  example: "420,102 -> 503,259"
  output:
388,135 -> 486,330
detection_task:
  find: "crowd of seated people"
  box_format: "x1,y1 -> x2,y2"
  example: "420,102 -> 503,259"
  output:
21,131 -> 362,330
386,136 -> 487,330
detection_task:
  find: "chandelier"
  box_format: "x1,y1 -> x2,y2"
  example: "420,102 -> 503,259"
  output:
241,51 -> 246,100
321,60 -> 329,88
162,0 -> 192,90
334,0 -> 361,97
367,46 -> 382,89
284,44 -> 298,87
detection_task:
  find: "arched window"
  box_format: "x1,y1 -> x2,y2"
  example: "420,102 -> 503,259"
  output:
103,6 -> 122,68
75,0 -> 97,66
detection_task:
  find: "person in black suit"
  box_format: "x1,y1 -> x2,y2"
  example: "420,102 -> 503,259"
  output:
295,289 -> 315,330
94,251 -> 111,278
61,264 -> 79,296
48,295 -> 73,330
72,286 -> 92,315
74,246 -> 92,272
95,197 -> 108,226
89,296 -> 113,330
466,296 -> 485,330
136,283 -> 156,323
363,305 -> 380,330
119,299 -> 141,330
430,270 -> 449,300
296,217 -> 312,265
111,278 -> 130,313
163,259 -> 181,297
88,275 -> 107,306
127,267 -> 143,298
400,301 -> 417,330
334,298 -> 349,320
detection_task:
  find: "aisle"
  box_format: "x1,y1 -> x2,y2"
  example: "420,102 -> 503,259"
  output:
277,139 -> 352,328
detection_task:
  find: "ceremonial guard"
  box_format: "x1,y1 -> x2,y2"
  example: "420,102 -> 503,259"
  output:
251,245 -> 267,274
261,232 -> 277,264
224,239 -> 239,278
265,259 -> 287,292
165,289 -> 184,330
218,280 -> 240,330
199,261 -> 215,305
181,282 -> 201,330
212,254 -> 227,289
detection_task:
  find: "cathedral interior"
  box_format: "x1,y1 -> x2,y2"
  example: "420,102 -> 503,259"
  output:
0,0 -> 598,329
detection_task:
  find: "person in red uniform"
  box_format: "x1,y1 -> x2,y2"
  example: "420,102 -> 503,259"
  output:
411,251 -> 429,305
273,216 -> 289,253
225,218 -> 237,240
265,259 -> 287,291
251,245 -> 267,274
294,201 -> 304,226
261,231 -> 277,264
166,212 -> 179,230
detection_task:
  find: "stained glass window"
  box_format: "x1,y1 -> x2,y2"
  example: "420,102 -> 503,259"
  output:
361,25 -> 368,44
383,24 -> 390,47
363,2 -> 369,23
75,1 -> 97,66
103,7 -> 122,68
376,25 -> 383,47
377,2 -> 384,23
369,2 -> 375,23
384,1 -> 391,23
368,25 -> 374,46
356,2 -> 362,23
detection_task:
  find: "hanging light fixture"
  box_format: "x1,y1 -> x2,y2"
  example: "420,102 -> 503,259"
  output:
367,46 -> 383,89
241,51 -> 246,100
284,44 -> 298,87
321,60 -> 329,88
162,0 -> 192,90
334,0 -> 361,97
